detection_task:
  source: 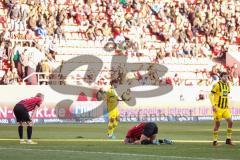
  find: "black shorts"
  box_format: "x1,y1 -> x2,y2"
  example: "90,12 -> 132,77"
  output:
13,104 -> 31,122
142,122 -> 158,137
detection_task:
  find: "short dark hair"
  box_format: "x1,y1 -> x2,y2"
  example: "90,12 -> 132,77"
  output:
219,72 -> 228,78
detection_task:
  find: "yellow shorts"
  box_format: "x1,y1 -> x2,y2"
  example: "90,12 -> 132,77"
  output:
108,108 -> 119,120
213,107 -> 231,121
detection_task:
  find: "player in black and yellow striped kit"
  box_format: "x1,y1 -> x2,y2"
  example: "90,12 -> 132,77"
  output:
209,72 -> 234,146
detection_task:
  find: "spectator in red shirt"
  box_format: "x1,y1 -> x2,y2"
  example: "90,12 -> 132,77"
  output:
13,93 -> 44,144
124,122 -> 173,145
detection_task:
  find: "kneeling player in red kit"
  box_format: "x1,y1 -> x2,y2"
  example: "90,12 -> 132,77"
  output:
124,122 -> 173,145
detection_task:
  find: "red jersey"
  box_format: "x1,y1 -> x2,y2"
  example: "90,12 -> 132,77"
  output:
18,97 -> 42,112
126,123 -> 146,140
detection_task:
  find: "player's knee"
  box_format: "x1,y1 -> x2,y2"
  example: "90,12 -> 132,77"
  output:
108,125 -> 113,130
214,121 -> 220,129
110,118 -> 115,123
27,121 -> 33,127
228,120 -> 233,126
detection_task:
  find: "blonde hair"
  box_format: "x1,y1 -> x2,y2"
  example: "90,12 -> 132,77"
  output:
35,93 -> 44,98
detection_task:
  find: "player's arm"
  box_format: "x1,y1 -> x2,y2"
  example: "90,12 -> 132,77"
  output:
30,107 -> 38,119
134,134 -> 150,145
31,98 -> 43,119
209,93 -> 215,107
124,137 -> 133,144
103,94 -> 107,102
209,83 -> 218,112
117,98 -> 123,101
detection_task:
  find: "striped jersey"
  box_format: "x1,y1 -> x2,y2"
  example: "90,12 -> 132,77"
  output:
18,97 -> 42,112
211,80 -> 230,109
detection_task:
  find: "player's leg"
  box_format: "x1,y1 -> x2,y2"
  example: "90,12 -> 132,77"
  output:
24,110 -> 37,144
150,134 -> 173,145
18,122 -> 25,144
107,109 -> 119,138
213,109 -> 222,146
225,118 -> 233,145
223,109 -> 234,145
13,105 -> 26,144
213,121 -> 221,146
26,121 -> 37,144
107,116 -> 115,138
111,113 -> 120,135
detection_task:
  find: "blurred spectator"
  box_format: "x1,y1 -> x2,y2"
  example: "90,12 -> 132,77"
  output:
41,58 -> 51,85
11,67 -> 19,84
54,24 -> 65,44
48,38 -> 58,60
19,48 -> 29,78
12,44 -> 21,71
230,63 -> 239,86
25,29 -> 35,40
0,16 -> 7,29
173,73 -> 181,86
0,73 -> 8,85
5,68 -> 13,84
19,3 -> 30,32
165,77 -> 173,85
36,60 -> 43,84
10,3 -> 20,31
0,0 -> 239,87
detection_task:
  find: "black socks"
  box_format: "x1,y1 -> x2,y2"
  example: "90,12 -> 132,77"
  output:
27,126 -> 32,140
18,126 -> 23,139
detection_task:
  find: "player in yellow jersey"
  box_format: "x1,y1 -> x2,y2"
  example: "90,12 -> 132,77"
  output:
105,83 -> 122,139
209,72 -> 234,146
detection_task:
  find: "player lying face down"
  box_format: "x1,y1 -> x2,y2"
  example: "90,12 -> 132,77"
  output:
124,122 -> 173,145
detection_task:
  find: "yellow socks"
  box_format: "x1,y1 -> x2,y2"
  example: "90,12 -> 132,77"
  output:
227,128 -> 232,139
213,131 -> 218,141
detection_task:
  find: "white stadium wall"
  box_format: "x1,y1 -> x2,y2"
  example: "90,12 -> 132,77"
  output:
227,45 -> 240,74
0,86 -> 240,123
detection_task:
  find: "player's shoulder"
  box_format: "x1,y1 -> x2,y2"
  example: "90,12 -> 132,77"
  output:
212,82 -> 219,89
226,82 -> 231,87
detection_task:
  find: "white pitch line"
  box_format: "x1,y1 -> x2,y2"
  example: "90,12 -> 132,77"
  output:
0,139 -> 240,143
0,147 -> 230,160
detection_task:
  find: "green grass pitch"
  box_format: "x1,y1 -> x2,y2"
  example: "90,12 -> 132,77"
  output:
0,121 -> 240,160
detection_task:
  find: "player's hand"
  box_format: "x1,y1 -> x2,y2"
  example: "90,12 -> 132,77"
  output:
30,119 -> 34,126
212,106 -> 217,112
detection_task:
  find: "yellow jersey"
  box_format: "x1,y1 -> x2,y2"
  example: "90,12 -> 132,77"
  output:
106,88 -> 119,112
211,81 -> 230,109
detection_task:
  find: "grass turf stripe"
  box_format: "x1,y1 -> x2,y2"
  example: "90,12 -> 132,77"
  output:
0,147 -> 230,160
1,138 -> 240,143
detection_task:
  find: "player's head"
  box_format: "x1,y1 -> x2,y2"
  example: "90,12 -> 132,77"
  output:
143,122 -> 158,138
219,72 -> 228,83
36,93 -> 44,100
110,80 -> 117,89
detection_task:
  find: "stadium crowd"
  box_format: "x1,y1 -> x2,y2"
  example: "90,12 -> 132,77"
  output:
0,0 -> 239,86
